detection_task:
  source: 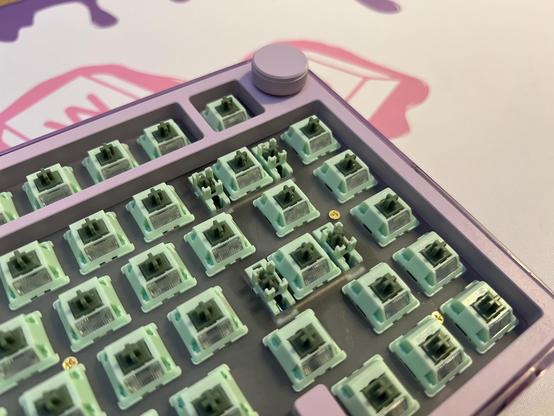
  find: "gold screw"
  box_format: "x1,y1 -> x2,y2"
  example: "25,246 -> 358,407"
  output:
328,209 -> 341,221
431,311 -> 444,324
62,356 -> 79,370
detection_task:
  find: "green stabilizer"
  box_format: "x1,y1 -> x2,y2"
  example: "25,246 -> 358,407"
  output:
244,259 -> 296,316
252,138 -> 293,180
188,166 -> 231,213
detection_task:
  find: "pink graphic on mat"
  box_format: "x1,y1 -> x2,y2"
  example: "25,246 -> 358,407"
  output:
0,65 -> 182,151
253,40 -> 429,139
357,0 -> 401,13
0,0 -> 117,42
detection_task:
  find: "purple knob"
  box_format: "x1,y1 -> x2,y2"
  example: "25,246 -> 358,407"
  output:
252,43 -> 308,96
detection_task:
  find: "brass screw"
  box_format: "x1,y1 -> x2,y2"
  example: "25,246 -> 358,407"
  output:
431,311 -> 444,324
328,209 -> 341,221
62,356 -> 79,370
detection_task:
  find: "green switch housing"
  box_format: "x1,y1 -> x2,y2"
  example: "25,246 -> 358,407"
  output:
202,95 -> 250,131
64,210 -> 134,275
0,311 -> 59,394
184,212 -> 255,276
212,147 -> 273,201
253,179 -> 320,237
389,315 -> 472,397
53,275 -> 131,352
312,222 -> 362,271
342,262 -> 419,334
0,240 -> 69,310
0,191 -> 19,225
393,231 -> 464,297
122,242 -> 197,312
167,286 -> 248,364
332,354 -> 419,416
97,323 -> 181,409
138,119 -> 190,159
350,188 -> 418,247
313,150 -> 377,203
83,140 -> 138,183
252,138 -> 293,180
281,116 -> 339,164
22,163 -> 81,210
19,364 -> 105,416
170,364 -> 258,416
189,166 -> 231,213
262,309 -> 346,392
268,233 -> 341,300
244,259 -> 296,316
441,280 -> 518,353
126,182 -> 195,242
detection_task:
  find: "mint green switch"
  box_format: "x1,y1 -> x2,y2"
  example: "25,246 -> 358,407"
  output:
393,231 -> 464,297
0,311 -> 59,394
312,222 -> 362,271
53,275 -> 131,352
0,240 -> 69,310
189,166 -> 231,213
253,179 -> 320,237
126,182 -> 195,242
441,280 -> 518,353
97,323 -> 181,409
202,95 -> 249,131
22,163 -> 81,210
332,354 -> 420,416
170,364 -> 258,416
389,315 -> 472,397
351,188 -> 418,247
244,259 -> 296,316
138,119 -> 190,159
140,411 -> 159,416
184,212 -> 255,276
0,191 -> 18,225
167,286 -> 248,365
0,408 -> 5,416
314,150 -> 377,203
252,138 -> 293,180
212,147 -> 273,201
263,308 -> 346,392
19,364 -> 105,416
83,140 -> 138,183
268,233 -> 341,300
64,210 -> 134,275
122,242 -> 197,312
342,263 -> 419,334
281,116 -> 339,165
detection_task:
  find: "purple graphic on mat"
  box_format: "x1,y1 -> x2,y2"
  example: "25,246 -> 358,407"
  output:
0,0 -> 117,42
357,0 -> 401,13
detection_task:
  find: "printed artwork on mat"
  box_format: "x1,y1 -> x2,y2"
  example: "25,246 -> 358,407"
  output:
0,41 -> 428,152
